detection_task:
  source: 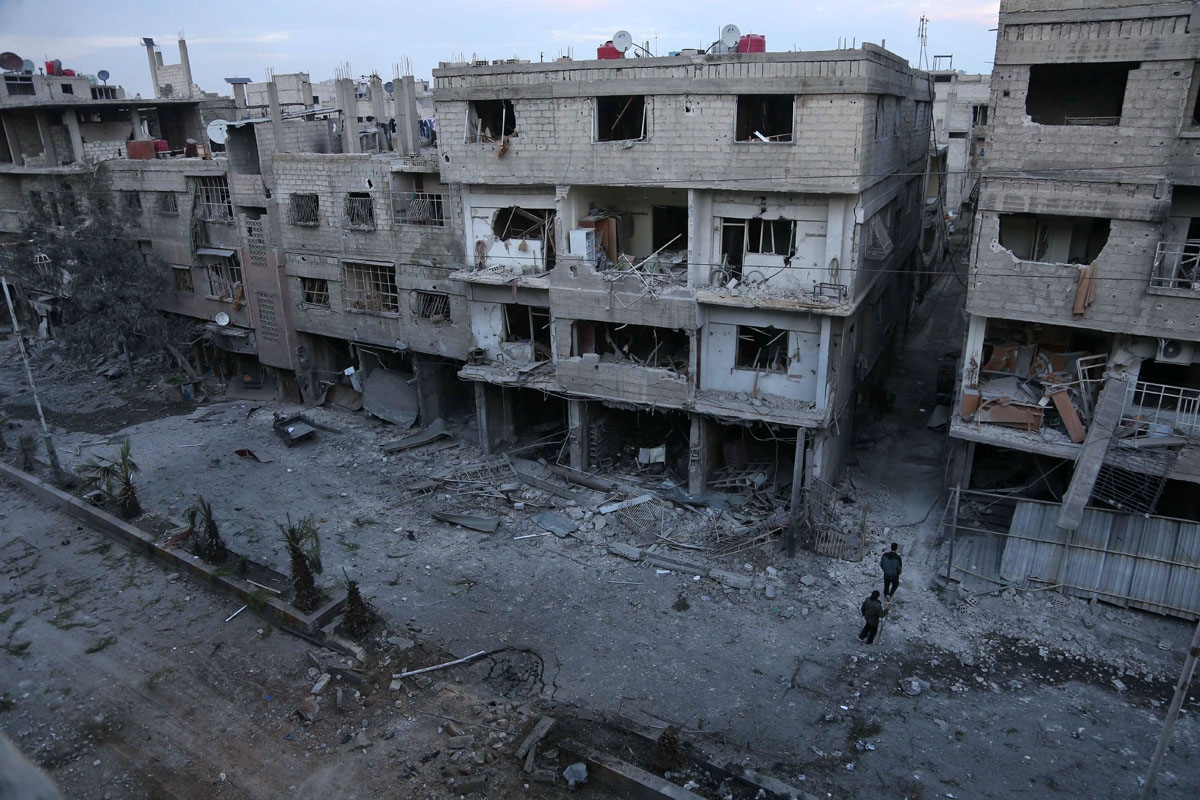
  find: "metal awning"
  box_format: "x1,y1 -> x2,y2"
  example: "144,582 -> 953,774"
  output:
195,247 -> 236,258
204,322 -> 250,337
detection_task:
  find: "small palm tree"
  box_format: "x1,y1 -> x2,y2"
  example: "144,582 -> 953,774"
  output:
185,494 -> 227,563
78,439 -> 141,518
278,515 -> 323,613
341,569 -> 371,638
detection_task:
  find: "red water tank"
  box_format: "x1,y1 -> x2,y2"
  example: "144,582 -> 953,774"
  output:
153,139 -> 169,152
125,140 -> 156,160
597,41 -> 623,60
737,34 -> 766,53
61,69 -> 76,77
44,61 -> 57,75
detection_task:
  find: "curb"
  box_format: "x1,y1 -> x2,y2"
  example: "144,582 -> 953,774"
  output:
0,461 -> 345,634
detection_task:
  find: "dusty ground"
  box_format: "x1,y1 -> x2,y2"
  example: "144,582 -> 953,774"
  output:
2,253 -> 1200,800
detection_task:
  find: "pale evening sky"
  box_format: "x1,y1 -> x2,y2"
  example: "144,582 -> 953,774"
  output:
0,0 -> 1000,97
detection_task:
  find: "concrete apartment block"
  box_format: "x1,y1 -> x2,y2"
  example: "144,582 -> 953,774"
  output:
930,71 -> 990,213
951,0 -> 1200,528
438,43 -> 933,509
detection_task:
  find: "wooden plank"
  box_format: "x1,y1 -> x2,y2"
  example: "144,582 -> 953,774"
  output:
1050,389 -> 1086,443
557,739 -> 707,800
516,716 -> 556,760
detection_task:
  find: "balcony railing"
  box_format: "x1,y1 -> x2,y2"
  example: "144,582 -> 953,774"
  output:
1121,380 -> 1200,439
1151,239 -> 1200,291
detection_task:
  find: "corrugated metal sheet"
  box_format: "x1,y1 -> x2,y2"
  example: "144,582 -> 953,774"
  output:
1000,499 -> 1200,620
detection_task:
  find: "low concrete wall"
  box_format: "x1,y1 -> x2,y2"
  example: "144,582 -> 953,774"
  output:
0,461 -> 345,634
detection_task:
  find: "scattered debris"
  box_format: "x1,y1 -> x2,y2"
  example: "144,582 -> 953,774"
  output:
431,511 -> 500,534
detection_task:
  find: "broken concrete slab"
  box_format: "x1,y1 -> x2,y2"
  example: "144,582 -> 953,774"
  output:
516,716 -> 556,760
531,511 -> 579,537
431,511 -> 500,534
362,367 -> 419,428
382,418 -> 450,452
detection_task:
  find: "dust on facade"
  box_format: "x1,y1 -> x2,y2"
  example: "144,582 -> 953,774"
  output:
5,1 -> 1197,605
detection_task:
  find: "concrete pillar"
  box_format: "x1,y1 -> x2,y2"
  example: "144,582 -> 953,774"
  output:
474,382 -> 513,455
64,109 -> 84,165
130,107 -> 146,140
369,76 -> 388,151
231,83 -> 247,109
785,430 -> 807,557
34,113 -> 57,166
396,76 -> 421,155
336,78 -> 359,154
687,413 -> 709,496
568,399 -> 589,471
177,39 -> 194,98
267,82 -> 285,154
143,40 -> 160,98
2,115 -> 25,166
814,316 -> 833,412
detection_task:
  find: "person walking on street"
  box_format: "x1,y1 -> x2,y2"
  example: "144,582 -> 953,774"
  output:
881,542 -> 903,601
858,590 -> 887,644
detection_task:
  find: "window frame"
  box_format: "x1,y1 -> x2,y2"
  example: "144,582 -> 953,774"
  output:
343,261 -> 399,313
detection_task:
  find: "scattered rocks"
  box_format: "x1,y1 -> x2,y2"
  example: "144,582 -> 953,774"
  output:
799,575 -> 817,587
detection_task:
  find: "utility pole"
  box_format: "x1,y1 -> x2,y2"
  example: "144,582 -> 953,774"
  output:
1140,619 -> 1200,799
1,276 -> 63,476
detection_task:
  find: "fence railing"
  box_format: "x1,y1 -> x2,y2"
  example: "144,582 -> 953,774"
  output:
1120,380 -> 1200,438
1151,239 -> 1200,291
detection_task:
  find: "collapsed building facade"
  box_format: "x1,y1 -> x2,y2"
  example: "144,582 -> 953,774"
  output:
948,0 -> 1200,617
1,34 -> 934,543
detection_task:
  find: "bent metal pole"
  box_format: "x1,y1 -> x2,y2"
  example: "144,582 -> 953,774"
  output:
1,277 -> 62,475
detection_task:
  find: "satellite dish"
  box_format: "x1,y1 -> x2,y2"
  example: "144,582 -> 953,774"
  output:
612,30 -> 634,53
97,69 -> 110,84
720,24 -> 742,48
0,52 -> 23,72
206,119 -> 229,145
21,59 -> 35,74
213,312 -> 230,327
383,81 -> 394,93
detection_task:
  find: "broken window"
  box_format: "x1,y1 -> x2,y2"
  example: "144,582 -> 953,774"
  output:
288,193 -> 320,226
411,290 -> 451,321
122,191 -> 142,211
156,192 -> 178,215
393,192 -> 445,226
735,95 -> 793,142
344,192 -> 376,231
596,95 -> 646,142
746,219 -> 796,256
193,176 -> 233,223
652,206 -> 688,251
864,214 -> 894,260
301,277 -> 330,307
4,75 -> 34,96
572,321 -> 688,372
1025,62 -> 1137,125
343,261 -> 398,312
493,206 -> 556,270
735,326 -> 789,373
467,99 -> 516,143
171,265 -> 193,293
205,256 -> 244,302
998,214 -> 1111,263
972,104 -> 989,126
1152,217 -> 1200,290
504,305 -> 552,355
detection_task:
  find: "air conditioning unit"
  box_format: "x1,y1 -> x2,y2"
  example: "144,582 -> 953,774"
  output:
1157,338 -> 1195,365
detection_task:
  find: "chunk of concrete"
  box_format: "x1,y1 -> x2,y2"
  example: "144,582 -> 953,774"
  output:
608,543 -> 642,561
708,568 -> 752,590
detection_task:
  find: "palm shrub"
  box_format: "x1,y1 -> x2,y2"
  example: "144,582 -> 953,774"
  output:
278,515 -> 323,613
184,494 -> 227,563
341,569 -> 371,638
78,440 -> 141,518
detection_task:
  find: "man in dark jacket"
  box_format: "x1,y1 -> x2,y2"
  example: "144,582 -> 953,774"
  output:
858,590 -> 887,644
881,542 -> 903,601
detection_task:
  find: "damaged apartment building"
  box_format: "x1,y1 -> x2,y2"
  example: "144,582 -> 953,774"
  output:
436,38 -> 933,510
949,0 -> 1200,617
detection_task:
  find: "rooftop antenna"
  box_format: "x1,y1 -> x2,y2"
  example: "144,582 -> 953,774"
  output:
918,15 -> 930,71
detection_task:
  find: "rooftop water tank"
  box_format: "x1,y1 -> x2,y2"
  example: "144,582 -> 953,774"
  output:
597,41 -> 623,60
737,34 -> 766,53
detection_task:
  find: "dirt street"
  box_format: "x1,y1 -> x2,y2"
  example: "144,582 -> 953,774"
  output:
2,269 -> 1199,800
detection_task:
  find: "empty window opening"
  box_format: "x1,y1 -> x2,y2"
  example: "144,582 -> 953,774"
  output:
301,277 -> 330,307
493,206 -> 556,269
719,220 -> 746,281
91,86 -> 118,100
652,206 -> 688,251
411,290 -> 451,321
156,192 -> 178,215
736,95 -> 793,142
1153,216 -> 1200,290
205,256 -> 244,302
193,176 -> 232,223
736,326 -> 789,373
998,214 -> 1111,263
972,104 -> 989,126
288,193 -> 320,226
171,265 -> 194,293
226,125 -> 262,175
344,262 -> 398,312
504,305 -> 552,356
4,75 -> 34,96
468,99 -> 516,143
60,83 -> 73,95
948,131 -> 968,139
572,321 -> 689,372
747,218 -> 796,256
122,191 -> 142,211
596,95 -> 646,142
1025,62 -> 1137,126
344,192 -> 376,231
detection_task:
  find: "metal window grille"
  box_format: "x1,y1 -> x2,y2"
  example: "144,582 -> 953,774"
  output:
156,192 -> 179,215
301,277 -> 330,307
412,290 -> 450,321
344,192 -> 376,231
255,291 -> 280,344
194,176 -> 233,223
1152,239 -> 1200,291
123,191 -> 142,211
171,266 -> 194,293
392,191 -> 446,227
205,256 -> 244,301
344,262 -> 398,312
288,193 -> 320,226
